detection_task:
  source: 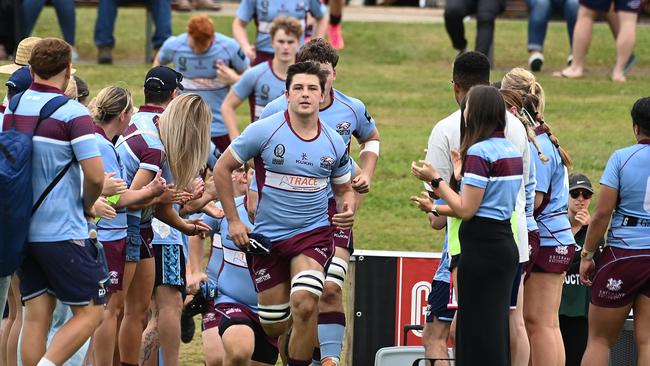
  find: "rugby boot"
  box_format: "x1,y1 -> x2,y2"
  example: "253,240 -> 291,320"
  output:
328,24 -> 344,50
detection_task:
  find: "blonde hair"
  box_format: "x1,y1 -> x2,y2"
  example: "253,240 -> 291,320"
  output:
90,86 -> 133,125
158,93 -> 212,189
501,67 -> 545,117
499,89 -> 548,163
64,76 -> 77,99
270,16 -> 303,40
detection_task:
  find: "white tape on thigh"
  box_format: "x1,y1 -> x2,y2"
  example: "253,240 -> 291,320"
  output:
326,256 -> 349,288
257,302 -> 291,324
290,270 -> 325,297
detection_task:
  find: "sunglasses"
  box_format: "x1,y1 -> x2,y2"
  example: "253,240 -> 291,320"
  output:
570,190 -> 592,199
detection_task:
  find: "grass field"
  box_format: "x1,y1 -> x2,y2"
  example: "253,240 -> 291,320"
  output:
16,7 -> 650,363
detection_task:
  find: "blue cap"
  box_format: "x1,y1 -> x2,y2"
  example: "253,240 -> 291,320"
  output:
5,66 -> 33,95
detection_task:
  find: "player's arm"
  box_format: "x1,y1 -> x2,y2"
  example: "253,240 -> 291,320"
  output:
353,127 -> 381,194
187,227 -> 210,293
222,91 -> 245,140
80,157 -> 105,216
331,178 -> 356,230
214,149 -> 251,247
233,17 -> 255,60
311,2 -> 328,39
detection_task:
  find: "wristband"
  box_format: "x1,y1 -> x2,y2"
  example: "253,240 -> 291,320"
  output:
580,249 -> 595,260
430,205 -> 440,217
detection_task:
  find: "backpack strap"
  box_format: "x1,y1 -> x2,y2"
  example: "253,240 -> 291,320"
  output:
32,95 -> 71,215
7,92 -> 25,130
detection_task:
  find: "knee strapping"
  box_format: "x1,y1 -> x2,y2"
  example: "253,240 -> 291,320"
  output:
290,270 -> 325,297
258,302 -> 291,324
325,257 -> 349,288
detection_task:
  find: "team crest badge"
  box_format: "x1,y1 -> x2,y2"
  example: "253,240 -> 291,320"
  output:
555,246 -> 569,255
606,278 -> 623,292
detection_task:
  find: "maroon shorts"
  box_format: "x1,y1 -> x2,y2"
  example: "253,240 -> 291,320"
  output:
247,226 -> 334,292
140,227 -> 154,259
327,198 -> 354,253
524,230 -> 540,278
211,135 -> 231,155
591,246 -> 650,308
252,51 -> 274,66
201,299 -> 222,331
103,238 -> 127,293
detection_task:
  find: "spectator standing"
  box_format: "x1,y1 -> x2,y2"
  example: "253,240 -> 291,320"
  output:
95,0 -> 172,64
579,97 -> 650,366
444,0 -> 505,63
526,0 -> 578,71
22,0 -> 78,60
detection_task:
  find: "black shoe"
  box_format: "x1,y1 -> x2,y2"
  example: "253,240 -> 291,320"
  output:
529,52 -> 544,72
180,310 -> 195,344
97,47 -> 113,64
183,292 -> 208,317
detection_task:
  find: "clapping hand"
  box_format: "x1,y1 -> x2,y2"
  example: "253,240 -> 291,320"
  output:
411,160 -> 440,182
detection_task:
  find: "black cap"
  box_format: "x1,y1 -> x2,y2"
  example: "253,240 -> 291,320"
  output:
144,66 -> 184,92
569,173 -> 593,193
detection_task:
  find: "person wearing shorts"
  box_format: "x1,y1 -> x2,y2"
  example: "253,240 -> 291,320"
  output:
555,0 -> 639,81
579,97 -> 650,366
215,62 -> 355,366
233,0 -> 326,65
3,38 -> 107,366
222,15 -> 302,139
192,165 -> 279,366
155,14 -> 249,155
259,39 -> 380,366
90,86 -> 167,366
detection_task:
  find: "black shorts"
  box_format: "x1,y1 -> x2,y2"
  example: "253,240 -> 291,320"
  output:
580,0 -> 641,12
218,302 -> 279,365
426,280 -> 455,322
153,244 -> 186,298
510,264 -> 523,310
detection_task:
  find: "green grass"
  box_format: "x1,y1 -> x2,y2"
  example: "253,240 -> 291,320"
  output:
15,8 -> 650,363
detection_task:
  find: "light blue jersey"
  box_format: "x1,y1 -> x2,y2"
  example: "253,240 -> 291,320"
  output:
533,128 -> 573,247
462,132 -> 523,221
260,89 -> 377,198
232,60 -> 286,122
526,143 -> 538,232
116,105 -> 165,229
433,199 -> 451,282
202,196 -> 258,310
2,83 -> 101,243
229,110 -> 350,242
158,33 -> 250,137
600,140 -> 650,250
150,162 -> 183,246
236,0 -> 326,54
95,127 -> 127,242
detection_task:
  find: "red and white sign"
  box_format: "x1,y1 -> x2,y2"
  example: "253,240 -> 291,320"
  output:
394,257 -> 440,346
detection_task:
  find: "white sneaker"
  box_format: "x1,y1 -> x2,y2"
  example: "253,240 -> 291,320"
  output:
528,51 -> 544,72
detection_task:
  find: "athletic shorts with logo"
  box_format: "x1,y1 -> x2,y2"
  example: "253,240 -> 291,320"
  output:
247,226 -> 334,292
591,246 -> 650,308
19,240 -> 109,305
327,198 -> 354,253
103,238 -> 127,293
154,244 -> 186,297
426,280 -> 455,322
527,230 -> 575,274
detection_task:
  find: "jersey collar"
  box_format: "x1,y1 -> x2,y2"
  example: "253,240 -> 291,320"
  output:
94,124 -> 111,142
320,88 -> 336,112
29,82 -> 65,95
490,131 -> 505,138
284,110 -> 321,142
138,104 -> 165,114
638,139 -> 650,145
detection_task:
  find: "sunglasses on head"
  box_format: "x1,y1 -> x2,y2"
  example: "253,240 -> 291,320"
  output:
570,190 -> 592,199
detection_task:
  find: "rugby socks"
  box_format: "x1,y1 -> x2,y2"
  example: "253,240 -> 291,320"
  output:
312,347 -> 322,365
318,312 -> 346,360
329,14 -> 342,26
36,358 -> 56,366
287,358 -> 311,366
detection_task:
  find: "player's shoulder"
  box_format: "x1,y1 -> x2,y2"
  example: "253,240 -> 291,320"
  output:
55,98 -> 91,122
162,34 -> 187,48
247,110 -> 287,131
333,89 -> 367,114
215,33 -> 240,51
321,122 -> 347,148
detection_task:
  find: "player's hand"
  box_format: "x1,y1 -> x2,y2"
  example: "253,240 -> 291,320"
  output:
352,173 -> 371,194
411,160 -> 439,182
204,205 -> 224,220
450,149 -> 462,181
94,197 -> 117,220
410,191 -> 434,213
229,220 -> 251,249
182,218 -> 212,236
188,178 -> 205,200
575,209 -> 591,226
204,175 -> 219,200
187,272 -> 208,294
103,172 -> 127,196
332,202 -> 355,230
159,185 -> 194,205
243,45 -> 256,61
216,62 -> 239,86
144,171 -> 167,197
579,258 -> 595,286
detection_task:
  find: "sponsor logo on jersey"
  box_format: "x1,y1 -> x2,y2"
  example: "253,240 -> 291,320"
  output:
320,156 -> 336,169
336,121 -> 351,135
606,278 -> 623,292
296,2 -> 306,11
296,152 -> 313,166
260,84 -> 270,100
273,144 -> 285,165
256,268 -> 271,284
266,171 -> 328,192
